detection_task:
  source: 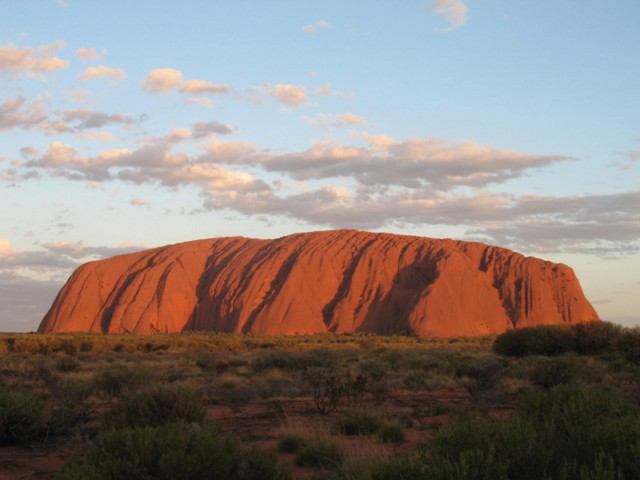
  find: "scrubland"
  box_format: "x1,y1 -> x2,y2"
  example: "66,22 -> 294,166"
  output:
0,322 -> 639,479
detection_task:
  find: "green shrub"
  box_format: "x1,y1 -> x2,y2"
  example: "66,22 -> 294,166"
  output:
277,433 -> 305,453
369,455 -> 427,480
456,356 -> 507,398
377,423 -> 405,444
518,386 -> 640,477
104,383 -> 205,428
494,322 -> 640,359
55,424 -> 289,480
572,322 -> 621,355
294,436 -> 344,468
332,409 -> 382,436
92,364 -> 153,398
0,389 -> 47,445
54,354 -> 80,372
424,386 -> 640,480
493,326 -> 574,357
528,357 -> 577,389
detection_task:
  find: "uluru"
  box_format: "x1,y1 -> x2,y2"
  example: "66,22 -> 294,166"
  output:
38,230 -> 599,337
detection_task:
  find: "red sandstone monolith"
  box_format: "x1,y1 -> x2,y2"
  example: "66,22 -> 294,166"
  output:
38,230 -> 599,336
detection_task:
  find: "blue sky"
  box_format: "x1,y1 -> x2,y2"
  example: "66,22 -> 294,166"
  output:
1,0 -> 638,332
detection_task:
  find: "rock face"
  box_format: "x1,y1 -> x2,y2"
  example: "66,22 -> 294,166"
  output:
38,230 -> 599,337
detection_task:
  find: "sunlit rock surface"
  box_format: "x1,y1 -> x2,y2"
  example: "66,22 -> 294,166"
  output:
38,230 -> 599,336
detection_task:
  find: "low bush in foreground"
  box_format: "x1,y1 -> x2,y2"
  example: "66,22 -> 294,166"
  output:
55,424 -> 289,480
104,383 -> 205,429
277,433 -> 305,453
0,389 -> 47,445
294,435 -> 344,469
425,386 -> 640,480
332,409 -> 382,436
377,423 -> 405,444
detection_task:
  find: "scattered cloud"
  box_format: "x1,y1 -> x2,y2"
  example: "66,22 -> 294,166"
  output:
271,84 -> 307,106
76,131 -> 114,141
181,79 -> 230,95
42,240 -> 148,259
0,239 -> 149,332
303,20 -> 331,34
75,47 -> 107,61
142,68 -> 230,97
0,239 -> 11,257
215,135 -> 572,191
0,96 -> 138,134
0,271 -> 63,332
77,65 -> 126,81
305,113 -> 367,128
192,120 -> 233,138
0,97 -> 48,132
315,83 -> 355,97
0,241 -> 77,271
141,68 -> 184,93
432,0 -> 469,30
63,88 -> 90,103
60,109 -> 136,130
19,146 -> 38,158
185,97 -> 211,106
10,129 -> 640,256
0,41 -> 69,78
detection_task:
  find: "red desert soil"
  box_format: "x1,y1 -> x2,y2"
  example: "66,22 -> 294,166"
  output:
39,229 -> 598,336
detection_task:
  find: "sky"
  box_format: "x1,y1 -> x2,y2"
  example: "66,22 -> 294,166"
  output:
1,0 -> 638,332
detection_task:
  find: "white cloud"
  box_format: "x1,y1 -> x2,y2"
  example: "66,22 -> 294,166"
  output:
42,240 -> 148,259
75,47 -> 106,61
0,240 -> 11,257
0,41 -> 69,77
141,68 -> 185,93
305,113 -> 367,128
0,240 -> 152,331
192,120 -> 233,138
0,97 -> 138,134
77,65 -> 126,81
315,83 -> 355,97
432,0 -> 469,30
142,68 -> 231,97
214,135 -> 571,191
0,97 -> 48,132
303,20 -> 331,34
60,109 -> 136,130
0,271 -> 63,332
12,130 -> 640,256
271,84 -> 307,106
76,131 -> 114,140
181,79 -> 230,95
185,97 -> 211,106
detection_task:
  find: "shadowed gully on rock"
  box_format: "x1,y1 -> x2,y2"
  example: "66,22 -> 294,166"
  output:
38,230 -> 599,337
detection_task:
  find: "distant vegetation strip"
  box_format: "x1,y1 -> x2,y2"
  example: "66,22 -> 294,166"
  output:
0,331 -> 492,355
